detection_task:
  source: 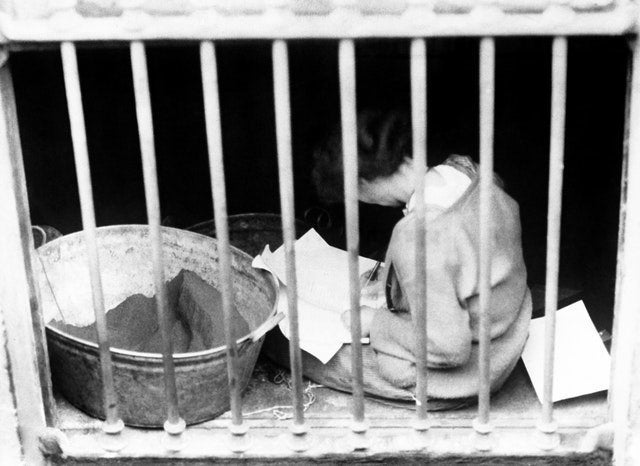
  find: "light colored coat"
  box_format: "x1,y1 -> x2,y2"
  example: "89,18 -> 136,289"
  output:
370,169 -> 532,398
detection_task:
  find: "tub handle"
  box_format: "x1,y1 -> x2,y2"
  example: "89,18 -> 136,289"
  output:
32,225 -> 63,248
250,312 -> 285,343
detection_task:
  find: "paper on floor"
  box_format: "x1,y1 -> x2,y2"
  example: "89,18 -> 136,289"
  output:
521,300 -> 611,403
252,229 -> 382,363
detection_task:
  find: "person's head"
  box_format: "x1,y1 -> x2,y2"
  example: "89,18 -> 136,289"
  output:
312,109 -> 415,207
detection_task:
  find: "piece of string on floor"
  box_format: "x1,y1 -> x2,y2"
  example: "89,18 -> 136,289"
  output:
243,369 -> 323,420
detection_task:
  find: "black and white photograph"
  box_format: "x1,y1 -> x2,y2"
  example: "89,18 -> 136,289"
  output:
0,1 -> 638,464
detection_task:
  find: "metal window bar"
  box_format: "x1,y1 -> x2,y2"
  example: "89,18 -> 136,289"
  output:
129,41 -> 186,440
539,36 -> 568,450
59,42 -> 125,443
0,49 -> 54,464
611,36 -> 640,463
410,38 -> 430,433
0,3 -> 635,40
200,41 -> 249,451
474,36 -> 495,450
339,39 -> 369,449
608,35 -> 636,424
272,39 -> 309,450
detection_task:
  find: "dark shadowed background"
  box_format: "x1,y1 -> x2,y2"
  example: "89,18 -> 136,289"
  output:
10,37 -> 629,332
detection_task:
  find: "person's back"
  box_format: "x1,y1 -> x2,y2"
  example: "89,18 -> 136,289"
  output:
370,157 -> 532,397
264,110 -> 531,404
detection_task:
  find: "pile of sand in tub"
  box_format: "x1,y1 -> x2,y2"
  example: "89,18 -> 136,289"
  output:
52,270 -> 250,353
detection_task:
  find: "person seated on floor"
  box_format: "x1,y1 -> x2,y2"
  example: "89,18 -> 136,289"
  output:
311,109 -> 532,400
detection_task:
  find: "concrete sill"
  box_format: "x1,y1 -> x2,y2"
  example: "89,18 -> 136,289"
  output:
48,359 -> 611,464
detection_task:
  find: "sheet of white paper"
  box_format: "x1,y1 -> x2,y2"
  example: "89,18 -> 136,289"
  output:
252,250 -> 346,363
521,300 -> 611,403
252,231 -> 380,363
252,248 -> 277,277
263,229 -> 380,312
275,288 -> 346,363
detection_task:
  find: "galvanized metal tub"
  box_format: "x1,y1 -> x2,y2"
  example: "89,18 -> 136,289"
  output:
188,213 -> 309,257
38,225 -> 279,427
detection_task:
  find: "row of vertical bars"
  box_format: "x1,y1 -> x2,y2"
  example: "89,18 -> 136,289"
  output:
339,40 -> 367,440
60,42 -> 124,437
476,37 -> 495,438
410,38 -> 429,430
200,41 -> 245,437
57,36 -> 568,451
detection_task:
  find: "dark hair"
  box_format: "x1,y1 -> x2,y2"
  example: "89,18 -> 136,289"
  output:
312,109 -> 411,203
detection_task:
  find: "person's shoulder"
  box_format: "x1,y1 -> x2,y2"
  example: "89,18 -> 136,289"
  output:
441,154 -> 478,179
